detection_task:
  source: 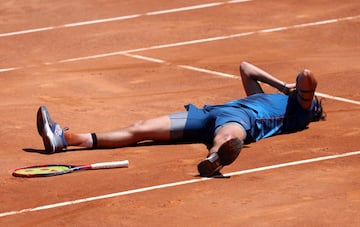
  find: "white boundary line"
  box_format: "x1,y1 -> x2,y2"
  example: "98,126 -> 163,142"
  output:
1,15 -> 359,73
0,16 -> 359,105
53,15 -> 360,64
1,14 -> 359,105
1,150 -> 359,218
0,67 -> 20,73
0,0 -> 250,37
315,92 -> 360,105
0,2 -> 358,219
179,64 -> 240,79
121,53 -> 360,106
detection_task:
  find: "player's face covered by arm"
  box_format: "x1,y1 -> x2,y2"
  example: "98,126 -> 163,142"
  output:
295,69 -> 317,109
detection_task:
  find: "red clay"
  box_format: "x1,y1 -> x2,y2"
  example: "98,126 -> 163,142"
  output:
1,0 -> 359,226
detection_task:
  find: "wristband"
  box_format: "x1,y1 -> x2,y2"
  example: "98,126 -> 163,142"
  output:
91,133 -> 98,149
280,82 -> 287,93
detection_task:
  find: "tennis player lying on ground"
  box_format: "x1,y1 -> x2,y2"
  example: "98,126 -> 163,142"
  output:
36,61 -> 325,177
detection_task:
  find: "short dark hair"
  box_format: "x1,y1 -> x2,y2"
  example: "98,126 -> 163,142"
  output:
312,96 -> 326,122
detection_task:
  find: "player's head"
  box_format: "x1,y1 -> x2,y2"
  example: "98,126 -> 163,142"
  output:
295,70 -> 325,122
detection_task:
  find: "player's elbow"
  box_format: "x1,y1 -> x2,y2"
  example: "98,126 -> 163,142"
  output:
239,61 -> 250,72
239,61 -> 253,78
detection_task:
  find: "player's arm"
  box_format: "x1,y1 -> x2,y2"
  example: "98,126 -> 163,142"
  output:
239,61 -> 295,96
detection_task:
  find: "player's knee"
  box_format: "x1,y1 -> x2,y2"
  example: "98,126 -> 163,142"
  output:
213,132 -> 237,146
128,120 -> 147,134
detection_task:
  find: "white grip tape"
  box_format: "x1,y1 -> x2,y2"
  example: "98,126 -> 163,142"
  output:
90,160 -> 129,169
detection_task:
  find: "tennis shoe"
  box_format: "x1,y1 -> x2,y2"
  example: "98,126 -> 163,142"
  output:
37,106 -> 67,153
197,138 -> 243,177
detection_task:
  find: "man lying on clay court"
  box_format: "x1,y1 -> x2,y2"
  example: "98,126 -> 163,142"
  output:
36,61 -> 325,177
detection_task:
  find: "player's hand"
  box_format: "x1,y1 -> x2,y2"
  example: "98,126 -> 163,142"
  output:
281,83 -> 296,95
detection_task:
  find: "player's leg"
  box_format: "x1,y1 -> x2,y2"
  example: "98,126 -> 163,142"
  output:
197,123 -> 246,177
210,122 -> 246,153
37,105 -> 173,153
66,112 -> 190,149
67,115 -> 172,149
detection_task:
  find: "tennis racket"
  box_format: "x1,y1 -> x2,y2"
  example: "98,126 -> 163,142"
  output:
12,160 -> 129,178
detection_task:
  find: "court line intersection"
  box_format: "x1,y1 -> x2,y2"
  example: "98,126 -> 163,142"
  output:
1,15 -> 359,105
1,3 -> 359,219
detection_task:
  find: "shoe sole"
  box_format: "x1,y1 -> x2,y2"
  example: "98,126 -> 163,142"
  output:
198,138 -> 243,177
197,156 -> 223,177
37,106 -> 56,153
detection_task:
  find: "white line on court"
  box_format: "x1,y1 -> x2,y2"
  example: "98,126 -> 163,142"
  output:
52,15 -> 360,64
1,15 -> 359,73
0,0 -> 250,38
1,150 -> 359,218
179,65 -> 360,105
121,53 -> 360,106
0,67 -> 20,73
121,53 -> 166,64
178,65 -> 240,79
1,22 -> 359,106
0,1 -> 357,219
315,92 -> 360,105
1,15 -> 359,106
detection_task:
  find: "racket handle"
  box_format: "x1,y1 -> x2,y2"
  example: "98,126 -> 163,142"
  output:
90,160 -> 129,169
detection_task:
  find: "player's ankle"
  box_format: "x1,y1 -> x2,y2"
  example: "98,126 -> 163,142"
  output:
65,132 -> 93,148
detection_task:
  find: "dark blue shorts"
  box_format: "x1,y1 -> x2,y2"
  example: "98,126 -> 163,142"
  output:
169,104 -> 254,148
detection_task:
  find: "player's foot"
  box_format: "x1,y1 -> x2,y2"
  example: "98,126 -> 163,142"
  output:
37,106 -> 67,153
197,138 -> 243,177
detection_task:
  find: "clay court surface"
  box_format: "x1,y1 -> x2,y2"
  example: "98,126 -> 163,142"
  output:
1,0 -> 359,226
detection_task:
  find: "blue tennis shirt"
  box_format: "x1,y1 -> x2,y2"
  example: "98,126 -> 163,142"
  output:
184,93 -> 313,145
